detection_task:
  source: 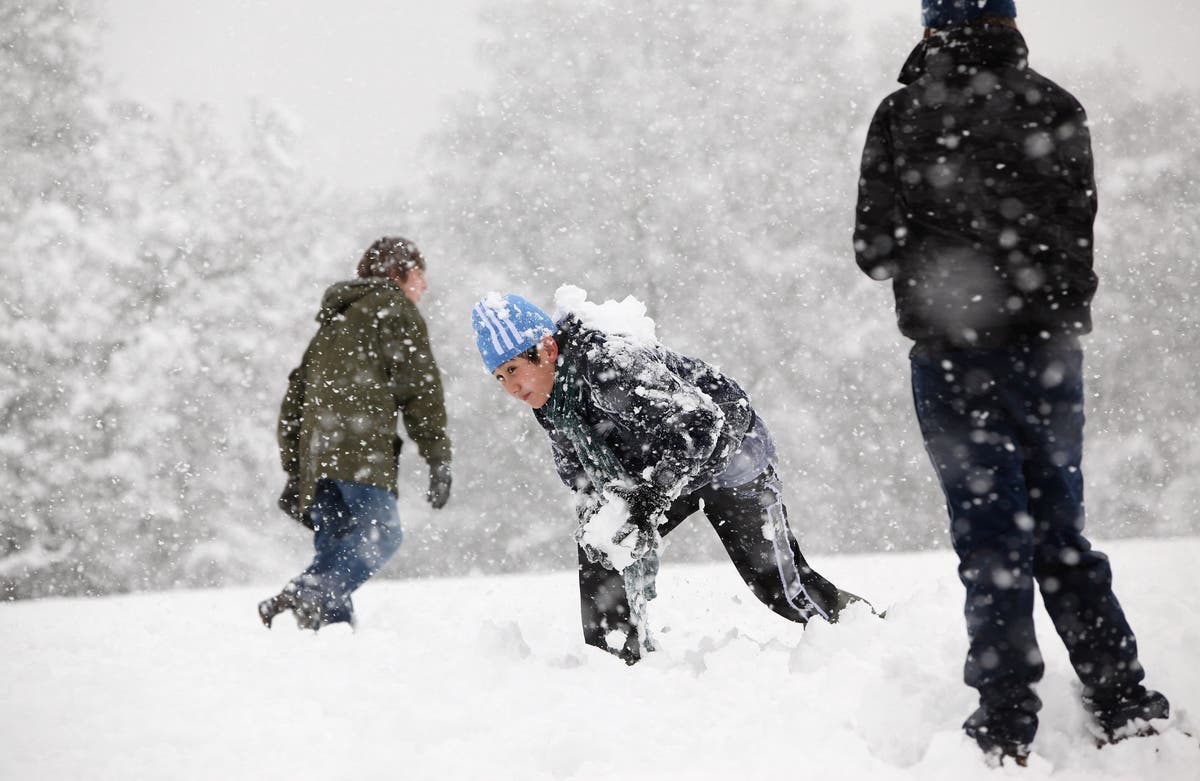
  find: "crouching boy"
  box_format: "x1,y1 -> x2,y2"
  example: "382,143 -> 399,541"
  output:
472,288 -> 868,664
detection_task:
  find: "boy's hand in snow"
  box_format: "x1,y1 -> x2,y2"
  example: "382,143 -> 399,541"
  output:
580,528 -> 654,570
577,484 -> 666,571
579,541 -> 613,569
610,484 -> 667,529
607,483 -> 666,565
612,520 -> 658,562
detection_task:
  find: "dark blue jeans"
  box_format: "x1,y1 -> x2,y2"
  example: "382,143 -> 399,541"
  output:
290,479 -> 403,625
911,343 -> 1146,729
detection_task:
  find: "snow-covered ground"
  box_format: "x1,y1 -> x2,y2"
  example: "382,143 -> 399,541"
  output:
2,538 -> 1197,780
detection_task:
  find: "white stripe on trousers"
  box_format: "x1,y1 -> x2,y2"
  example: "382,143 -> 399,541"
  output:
760,474 -> 830,622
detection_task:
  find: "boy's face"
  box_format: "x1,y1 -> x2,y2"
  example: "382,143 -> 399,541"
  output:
493,335 -> 558,409
399,267 -> 427,304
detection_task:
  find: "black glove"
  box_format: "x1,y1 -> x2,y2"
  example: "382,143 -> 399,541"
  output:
278,477 -> 314,530
608,483 -> 667,562
610,484 -> 667,533
427,462 -> 452,509
611,520 -> 657,562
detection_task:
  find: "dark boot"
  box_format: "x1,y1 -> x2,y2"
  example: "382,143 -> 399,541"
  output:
964,706 -> 1034,765
292,598 -> 323,630
831,589 -> 884,621
257,585 -> 331,631
257,589 -> 299,628
1084,688 -> 1169,743
616,640 -> 644,666
963,687 -> 1040,764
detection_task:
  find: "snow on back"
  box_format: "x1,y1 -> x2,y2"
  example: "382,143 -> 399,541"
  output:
553,285 -> 657,345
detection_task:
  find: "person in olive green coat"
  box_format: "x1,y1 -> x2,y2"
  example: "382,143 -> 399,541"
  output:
258,236 -> 452,630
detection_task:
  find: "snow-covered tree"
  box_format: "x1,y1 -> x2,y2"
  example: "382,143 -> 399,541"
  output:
0,1 -> 344,597
417,0 -> 930,569
1083,81 -> 1200,538
416,0 -> 1200,572
0,0 -> 121,594
4,0 -> 1198,598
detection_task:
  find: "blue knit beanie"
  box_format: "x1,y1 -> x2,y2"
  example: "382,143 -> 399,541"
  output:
922,0 -> 1016,28
472,293 -> 557,372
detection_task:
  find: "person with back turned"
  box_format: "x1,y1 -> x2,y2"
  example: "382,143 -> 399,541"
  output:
259,236 -> 452,630
853,0 -> 1169,764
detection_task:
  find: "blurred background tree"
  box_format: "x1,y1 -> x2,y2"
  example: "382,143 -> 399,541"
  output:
2,0 -> 1197,598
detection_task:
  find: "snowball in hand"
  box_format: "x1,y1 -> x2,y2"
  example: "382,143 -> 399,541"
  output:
578,492 -> 642,571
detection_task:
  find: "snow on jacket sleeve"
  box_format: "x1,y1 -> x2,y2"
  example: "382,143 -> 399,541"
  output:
854,97 -> 904,281
381,304 -> 452,467
586,342 -> 725,505
1054,97 -> 1099,282
545,425 -> 592,494
277,363 -> 306,477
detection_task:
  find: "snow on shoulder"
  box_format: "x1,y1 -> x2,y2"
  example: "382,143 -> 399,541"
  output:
553,285 -> 657,346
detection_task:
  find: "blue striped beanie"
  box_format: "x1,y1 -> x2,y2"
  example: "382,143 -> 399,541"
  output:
923,0 -> 1016,28
472,293 -> 557,372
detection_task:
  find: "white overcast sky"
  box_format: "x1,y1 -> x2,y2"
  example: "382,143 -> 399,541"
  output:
99,0 -> 1199,190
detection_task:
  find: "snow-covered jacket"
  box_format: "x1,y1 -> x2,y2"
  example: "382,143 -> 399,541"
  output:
277,278 -> 450,514
854,25 -> 1099,350
533,315 -> 753,514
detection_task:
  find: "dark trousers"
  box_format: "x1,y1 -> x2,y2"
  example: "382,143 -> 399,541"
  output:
911,343 -> 1146,728
577,466 -> 843,659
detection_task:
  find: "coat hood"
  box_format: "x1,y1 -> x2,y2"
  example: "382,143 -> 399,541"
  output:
899,25 -> 1028,85
316,278 -> 395,325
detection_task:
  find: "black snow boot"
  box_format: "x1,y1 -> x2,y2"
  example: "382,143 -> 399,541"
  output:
1084,688 -> 1170,743
964,706 -> 1034,766
963,687 -> 1040,766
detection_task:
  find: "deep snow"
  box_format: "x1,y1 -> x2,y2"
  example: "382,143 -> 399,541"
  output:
2,538 -> 1197,780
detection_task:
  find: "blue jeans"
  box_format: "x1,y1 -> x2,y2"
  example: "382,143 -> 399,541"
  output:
290,479 -> 403,625
911,343 -> 1145,731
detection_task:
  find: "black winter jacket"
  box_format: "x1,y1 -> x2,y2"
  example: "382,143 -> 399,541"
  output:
533,316 -> 753,510
854,25 -> 1099,350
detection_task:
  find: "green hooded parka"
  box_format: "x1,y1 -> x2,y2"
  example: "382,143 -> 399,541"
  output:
277,278 -> 450,514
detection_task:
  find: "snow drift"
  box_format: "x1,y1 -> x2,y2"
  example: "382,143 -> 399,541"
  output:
2,538 -> 1197,780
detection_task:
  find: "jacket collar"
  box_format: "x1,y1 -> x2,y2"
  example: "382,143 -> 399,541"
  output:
898,25 -> 1029,85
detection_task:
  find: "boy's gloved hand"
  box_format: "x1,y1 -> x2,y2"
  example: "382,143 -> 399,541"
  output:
608,483 -> 667,563
611,519 -> 657,562
580,530 -> 655,570
427,462 -> 452,509
610,484 -> 667,532
576,484 -> 667,570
